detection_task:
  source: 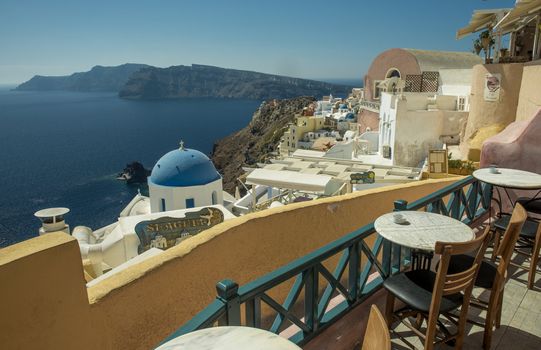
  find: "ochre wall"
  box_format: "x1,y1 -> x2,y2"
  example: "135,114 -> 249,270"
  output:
0,233 -> 97,350
460,63 -> 524,160
0,178 -> 460,350
516,60 -> 541,121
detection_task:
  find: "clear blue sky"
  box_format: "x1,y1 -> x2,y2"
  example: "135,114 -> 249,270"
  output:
0,0 -> 514,84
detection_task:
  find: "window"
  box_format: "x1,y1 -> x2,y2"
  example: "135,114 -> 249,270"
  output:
160,198 -> 166,212
373,80 -> 382,100
457,96 -> 466,111
385,68 -> 401,79
185,198 -> 195,208
211,191 -> 218,205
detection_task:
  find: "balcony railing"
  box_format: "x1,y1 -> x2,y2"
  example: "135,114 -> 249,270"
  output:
160,176 -> 492,346
358,100 -> 381,113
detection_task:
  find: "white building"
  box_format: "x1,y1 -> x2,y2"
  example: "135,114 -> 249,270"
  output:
376,92 -> 468,167
148,143 -> 223,212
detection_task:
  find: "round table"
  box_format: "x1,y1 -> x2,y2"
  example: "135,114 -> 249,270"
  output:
473,168 -> 541,215
473,168 -> 541,190
374,211 -> 475,251
155,326 -> 302,350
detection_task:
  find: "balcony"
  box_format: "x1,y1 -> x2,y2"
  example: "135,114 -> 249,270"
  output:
2,176 -> 540,349
359,100 -> 381,113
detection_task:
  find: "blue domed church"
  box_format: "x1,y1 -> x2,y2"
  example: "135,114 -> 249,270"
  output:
148,142 -> 223,213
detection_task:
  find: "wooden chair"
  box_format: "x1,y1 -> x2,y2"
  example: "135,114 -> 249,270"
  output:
383,227 -> 491,350
361,305 -> 391,350
493,212 -> 541,289
447,203 -> 527,349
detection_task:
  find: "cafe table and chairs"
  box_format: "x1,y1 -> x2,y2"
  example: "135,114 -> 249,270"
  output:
375,211 -> 490,350
473,168 -> 541,284
155,326 -> 302,350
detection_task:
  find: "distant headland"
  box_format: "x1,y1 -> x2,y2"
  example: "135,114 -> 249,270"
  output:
14,64 -> 150,92
15,64 -> 353,100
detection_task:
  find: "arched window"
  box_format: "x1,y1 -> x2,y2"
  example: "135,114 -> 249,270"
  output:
211,191 -> 218,205
160,198 -> 166,212
385,68 -> 401,79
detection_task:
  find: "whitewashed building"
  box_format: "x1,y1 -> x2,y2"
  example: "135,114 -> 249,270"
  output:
377,92 -> 467,167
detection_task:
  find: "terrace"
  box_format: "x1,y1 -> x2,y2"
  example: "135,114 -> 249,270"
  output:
157,175 -> 541,350
3,174 -> 540,349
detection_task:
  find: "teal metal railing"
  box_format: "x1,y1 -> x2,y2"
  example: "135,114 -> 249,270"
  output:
160,176 -> 492,346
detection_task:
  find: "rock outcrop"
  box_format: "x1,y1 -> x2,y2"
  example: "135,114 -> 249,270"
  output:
119,64 -> 351,100
15,64 -> 150,92
212,96 -> 315,193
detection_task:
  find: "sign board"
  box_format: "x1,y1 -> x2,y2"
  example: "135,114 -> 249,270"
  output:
428,149 -> 448,174
484,73 -> 501,102
135,207 -> 224,253
350,171 -> 375,184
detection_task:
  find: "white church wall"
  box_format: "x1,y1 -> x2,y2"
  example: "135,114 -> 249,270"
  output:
149,178 -> 223,213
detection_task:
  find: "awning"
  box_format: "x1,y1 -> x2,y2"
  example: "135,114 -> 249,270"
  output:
494,0 -> 541,34
246,169 -> 333,193
456,8 -> 510,39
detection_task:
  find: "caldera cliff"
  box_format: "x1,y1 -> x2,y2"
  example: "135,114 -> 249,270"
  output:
211,96 -> 315,193
119,64 -> 350,100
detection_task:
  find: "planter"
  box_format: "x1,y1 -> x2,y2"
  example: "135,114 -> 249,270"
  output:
448,168 -> 474,176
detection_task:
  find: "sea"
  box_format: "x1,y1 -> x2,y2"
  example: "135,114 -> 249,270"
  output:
0,85 -> 261,247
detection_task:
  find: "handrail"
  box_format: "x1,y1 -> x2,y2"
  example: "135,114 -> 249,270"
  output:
159,176 -> 492,347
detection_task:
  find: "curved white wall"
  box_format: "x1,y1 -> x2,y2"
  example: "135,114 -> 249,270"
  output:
149,178 -> 223,213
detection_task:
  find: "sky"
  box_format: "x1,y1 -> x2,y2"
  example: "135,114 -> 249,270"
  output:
0,0 -> 515,84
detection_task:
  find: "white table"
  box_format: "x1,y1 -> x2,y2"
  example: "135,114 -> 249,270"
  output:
374,211 -> 475,251
473,168 -> 541,215
155,326 -> 302,350
473,168 -> 541,190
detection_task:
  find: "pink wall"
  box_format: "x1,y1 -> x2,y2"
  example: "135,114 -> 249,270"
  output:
480,108 -> 541,212
480,108 -> 541,173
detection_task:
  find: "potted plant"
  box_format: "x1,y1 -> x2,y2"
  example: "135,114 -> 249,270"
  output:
473,39 -> 482,55
447,153 -> 476,175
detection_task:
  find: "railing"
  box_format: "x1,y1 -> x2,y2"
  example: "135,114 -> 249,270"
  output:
358,100 -> 381,113
160,176 -> 492,346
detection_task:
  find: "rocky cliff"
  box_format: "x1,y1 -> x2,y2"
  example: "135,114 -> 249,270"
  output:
15,64 -> 150,92
211,96 -> 315,193
119,64 -> 351,100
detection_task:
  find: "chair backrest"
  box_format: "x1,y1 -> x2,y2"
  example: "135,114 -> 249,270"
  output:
494,203 -> 527,292
361,305 -> 391,350
431,226 -> 492,311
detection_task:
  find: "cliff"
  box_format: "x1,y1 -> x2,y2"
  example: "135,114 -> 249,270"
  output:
15,64 -> 150,92
211,96 -> 315,193
119,64 -> 351,100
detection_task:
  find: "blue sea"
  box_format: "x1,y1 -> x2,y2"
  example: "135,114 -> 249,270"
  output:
0,85 -> 260,247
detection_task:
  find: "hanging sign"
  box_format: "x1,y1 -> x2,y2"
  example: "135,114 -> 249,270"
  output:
484,73 -> 501,102
350,171 -> 375,184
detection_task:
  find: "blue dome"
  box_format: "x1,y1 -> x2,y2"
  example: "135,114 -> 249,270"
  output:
149,148 -> 221,187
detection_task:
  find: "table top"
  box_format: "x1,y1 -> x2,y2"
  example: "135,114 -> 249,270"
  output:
473,168 -> 541,189
155,326 -> 302,350
374,211 -> 475,251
